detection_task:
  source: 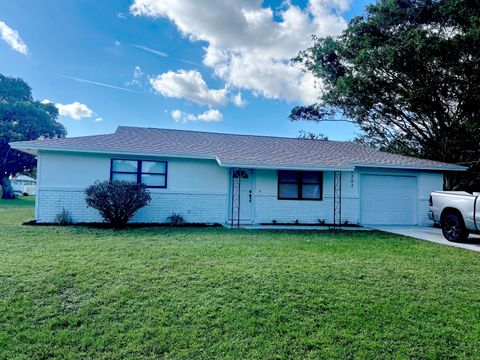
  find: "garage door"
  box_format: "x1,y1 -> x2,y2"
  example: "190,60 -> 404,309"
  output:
360,175 -> 416,225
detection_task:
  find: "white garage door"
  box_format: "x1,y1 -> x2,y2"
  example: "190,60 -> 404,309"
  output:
360,175 -> 416,225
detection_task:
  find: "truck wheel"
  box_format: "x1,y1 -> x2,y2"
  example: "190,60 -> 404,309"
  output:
441,214 -> 469,242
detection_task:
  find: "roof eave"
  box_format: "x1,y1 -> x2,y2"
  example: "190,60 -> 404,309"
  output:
9,143 -> 219,161
218,161 -> 354,172
10,143 -> 467,172
354,163 -> 467,172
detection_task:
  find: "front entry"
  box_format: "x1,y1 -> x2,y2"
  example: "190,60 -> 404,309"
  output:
229,169 -> 254,226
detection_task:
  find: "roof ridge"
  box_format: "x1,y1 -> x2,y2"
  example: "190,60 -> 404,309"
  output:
115,126 -> 353,144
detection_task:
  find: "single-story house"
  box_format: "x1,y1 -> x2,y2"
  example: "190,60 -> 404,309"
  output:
10,174 -> 36,196
10,126 -> 465,226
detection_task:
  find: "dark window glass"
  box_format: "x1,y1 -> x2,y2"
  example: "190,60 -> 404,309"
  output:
278,171 -> 298,183
141,174 -> 166,187
302,184 -> 321,199
279,183 -> 299,198
278,170 -> 322,200
111,159 -> 167,188
112,173 -> 138,182
142,161 -> 166,174
302,172 -> 322,184
112,160 -> 138,172
233,169 -> 249,179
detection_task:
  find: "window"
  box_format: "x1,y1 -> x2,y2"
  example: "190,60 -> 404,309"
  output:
111,159 -> 167,188
278,170 -> 322,200
233,169 -> 249,179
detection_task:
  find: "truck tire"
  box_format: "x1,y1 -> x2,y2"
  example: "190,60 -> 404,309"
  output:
441,214 -> 469,242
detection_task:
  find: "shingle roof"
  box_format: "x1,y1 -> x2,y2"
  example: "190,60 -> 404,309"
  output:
10,126 -> 465,171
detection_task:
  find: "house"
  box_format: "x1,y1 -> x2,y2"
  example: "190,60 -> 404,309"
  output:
10,174 -> 36,196
10,126 -> 466,226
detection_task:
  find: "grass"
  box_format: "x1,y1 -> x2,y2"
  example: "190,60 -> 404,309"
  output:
1,197 -> 480,359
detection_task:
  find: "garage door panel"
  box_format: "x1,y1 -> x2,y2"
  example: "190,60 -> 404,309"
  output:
360,175 -> 416,225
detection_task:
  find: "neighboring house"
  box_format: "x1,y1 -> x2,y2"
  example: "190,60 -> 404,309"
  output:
10,126 -> 465,226
10,174 -> 36,196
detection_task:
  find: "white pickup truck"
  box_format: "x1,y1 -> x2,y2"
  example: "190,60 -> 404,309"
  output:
429,191 -> 480,242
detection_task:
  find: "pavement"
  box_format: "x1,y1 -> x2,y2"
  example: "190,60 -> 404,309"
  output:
371,225 -> 480,252
241,224 -> 369,231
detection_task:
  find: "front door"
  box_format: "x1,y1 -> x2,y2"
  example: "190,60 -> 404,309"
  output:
230,169 -> 254,224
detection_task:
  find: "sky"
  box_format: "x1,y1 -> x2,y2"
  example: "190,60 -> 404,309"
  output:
0,0 -> 371,140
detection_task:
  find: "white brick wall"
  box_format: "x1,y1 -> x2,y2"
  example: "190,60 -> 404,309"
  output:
254,195 -> 359,224
37,187 -> 228,224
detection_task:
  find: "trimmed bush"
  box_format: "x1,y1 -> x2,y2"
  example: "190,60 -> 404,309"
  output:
85,180 -> 151,228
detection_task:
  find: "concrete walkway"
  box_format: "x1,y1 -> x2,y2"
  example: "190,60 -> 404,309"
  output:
371,225 -> 480,252
241,224 -> 369,231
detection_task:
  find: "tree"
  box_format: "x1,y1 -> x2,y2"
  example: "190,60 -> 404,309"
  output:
291,0 -> 480,190
85,180 -> 152,228
0,74 -> 66,199
298,130 -> 329,140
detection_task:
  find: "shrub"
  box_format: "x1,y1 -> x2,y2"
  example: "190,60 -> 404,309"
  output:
167,212 -> 185,226
85,180 -> 151,228
55,208 -> 72,225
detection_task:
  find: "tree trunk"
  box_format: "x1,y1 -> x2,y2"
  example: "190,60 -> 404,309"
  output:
1,175 -> 16,199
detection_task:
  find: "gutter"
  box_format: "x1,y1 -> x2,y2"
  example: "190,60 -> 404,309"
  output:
353,162 -> 467,172
9,143 -> 219,161
217,160 -> 354,172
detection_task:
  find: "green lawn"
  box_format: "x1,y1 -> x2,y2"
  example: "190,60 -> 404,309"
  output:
1,197 -> 480,359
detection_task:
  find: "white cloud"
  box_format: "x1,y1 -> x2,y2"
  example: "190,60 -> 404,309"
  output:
133,65 -> 143,79
126,65 -> 144,87
171,108 -> 223,122
130,0 -> 349,104
150,69 -> 228,106
197,109 -> 222,121
171,109 -> 183,121
220,53 -> 320,103
56,102 -> 93,120
42,99 -> 99,121
0,21 -> 28,55
231,92 -> 246,107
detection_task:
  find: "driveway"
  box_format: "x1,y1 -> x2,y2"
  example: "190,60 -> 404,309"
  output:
371,225 -> 480,252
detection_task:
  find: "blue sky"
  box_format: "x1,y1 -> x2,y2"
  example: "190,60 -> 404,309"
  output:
0,0 -> 371,140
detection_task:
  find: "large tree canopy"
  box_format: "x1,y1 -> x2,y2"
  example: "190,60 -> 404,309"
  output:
0,74 -> 66,199
291,0 -> 480,190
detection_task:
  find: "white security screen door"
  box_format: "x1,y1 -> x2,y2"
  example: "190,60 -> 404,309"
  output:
230,169 -> 254,224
